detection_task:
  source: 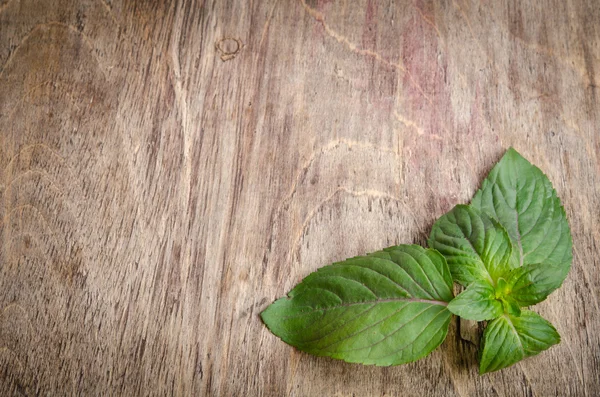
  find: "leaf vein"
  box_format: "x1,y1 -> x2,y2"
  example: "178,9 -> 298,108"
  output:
373,307 -> 448,360
324,305 -> 435,353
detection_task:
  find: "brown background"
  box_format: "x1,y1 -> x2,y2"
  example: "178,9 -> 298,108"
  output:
1,0 -> 599,395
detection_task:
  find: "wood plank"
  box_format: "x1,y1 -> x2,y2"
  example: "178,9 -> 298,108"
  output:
0,0 -> 598,395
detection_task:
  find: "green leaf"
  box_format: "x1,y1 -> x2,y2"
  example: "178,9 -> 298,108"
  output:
479,315 -> 523,374
479,310 -> 560,373
512,310 -> 561,356
495,277 -> 509,297
506,264 -> 566,306
261,245 -> 454,366
471,148 -> 572,283
428,204 -> 514,286
501,297 -> 521,317
447,280 -> 503,321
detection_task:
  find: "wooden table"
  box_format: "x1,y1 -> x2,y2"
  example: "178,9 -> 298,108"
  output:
1,1 -> 598,395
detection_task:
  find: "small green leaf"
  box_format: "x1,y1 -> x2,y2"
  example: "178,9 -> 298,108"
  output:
501,297 -> 521,317
479,315 -> 523,374
471,148 -> 572,283
428,204 -> 514,286
261,245 -> 454,366
494,278 -> 509,298
447,280 -> 503,321
479,310 -> 560,373
506,264 -> 566,306
512,310 -> 561,356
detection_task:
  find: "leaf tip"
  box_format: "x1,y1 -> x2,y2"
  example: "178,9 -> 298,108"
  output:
505,146 -> 524,159
259,302 -> 274,327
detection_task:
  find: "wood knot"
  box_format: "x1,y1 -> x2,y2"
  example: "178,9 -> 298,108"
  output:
216,38 -> 243,61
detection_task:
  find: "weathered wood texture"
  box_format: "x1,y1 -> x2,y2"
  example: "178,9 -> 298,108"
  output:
0,0 -> 599,395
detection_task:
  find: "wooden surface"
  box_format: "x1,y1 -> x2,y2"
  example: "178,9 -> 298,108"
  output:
0,0 -> 599,395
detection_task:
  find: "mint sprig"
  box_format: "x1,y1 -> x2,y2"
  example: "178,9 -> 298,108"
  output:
261,148 -> 572,374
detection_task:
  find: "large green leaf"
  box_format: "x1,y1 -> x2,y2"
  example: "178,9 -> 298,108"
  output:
261,245 -> 454,366
471,148 -> 572,286
447,279 -> 503,321
506,264 -> 566,306
428,204 -> 514,286
479,310 -> 560,373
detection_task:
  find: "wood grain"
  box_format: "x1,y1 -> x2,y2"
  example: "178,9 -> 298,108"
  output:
0,0 -> 598,395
